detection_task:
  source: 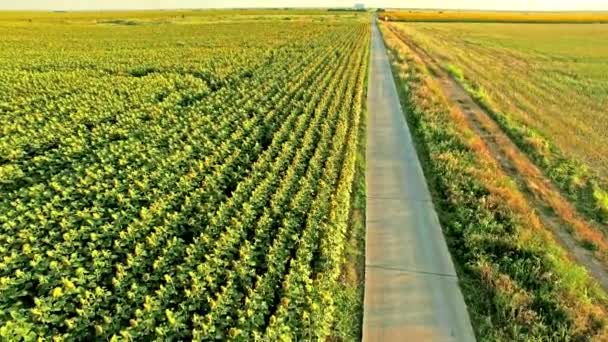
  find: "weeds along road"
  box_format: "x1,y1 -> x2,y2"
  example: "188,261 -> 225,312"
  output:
362,20 -> 476,341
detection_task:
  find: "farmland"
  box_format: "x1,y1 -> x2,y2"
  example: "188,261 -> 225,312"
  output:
385,22 -> 608,231
382,10 -> 608,23
0,11 -> 369,340
3,6 -> 608,341
385,22 -> 608,174
380,17 -> 608,340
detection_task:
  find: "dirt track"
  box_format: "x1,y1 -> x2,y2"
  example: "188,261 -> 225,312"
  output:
362,20 -> 476,342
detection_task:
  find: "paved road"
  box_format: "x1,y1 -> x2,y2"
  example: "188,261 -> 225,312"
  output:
362,21 -> 476,342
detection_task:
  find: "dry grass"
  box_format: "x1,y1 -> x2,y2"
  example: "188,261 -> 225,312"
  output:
386,22 -> 608,178
383,10 -> 608,23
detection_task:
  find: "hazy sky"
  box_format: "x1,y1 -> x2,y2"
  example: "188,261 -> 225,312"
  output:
2,0 -> 608,11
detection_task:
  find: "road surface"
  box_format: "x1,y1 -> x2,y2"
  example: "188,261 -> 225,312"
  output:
362,20 -> 476,342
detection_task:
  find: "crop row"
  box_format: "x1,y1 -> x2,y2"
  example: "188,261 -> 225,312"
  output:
0,20 -> 370,340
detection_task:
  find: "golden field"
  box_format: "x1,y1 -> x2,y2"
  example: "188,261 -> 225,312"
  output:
382,10 -> 608,23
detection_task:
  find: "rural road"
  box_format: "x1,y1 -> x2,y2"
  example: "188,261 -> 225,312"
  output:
362,20 -> 476,342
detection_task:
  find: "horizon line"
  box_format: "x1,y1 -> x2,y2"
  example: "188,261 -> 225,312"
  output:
2,7 -> 608,12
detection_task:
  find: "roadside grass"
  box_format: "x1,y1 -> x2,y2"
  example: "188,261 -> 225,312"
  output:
389,23 -> 608,227
380,22 -> 608,341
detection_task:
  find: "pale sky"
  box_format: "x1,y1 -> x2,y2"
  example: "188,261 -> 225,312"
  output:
1,0 -> 608,11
